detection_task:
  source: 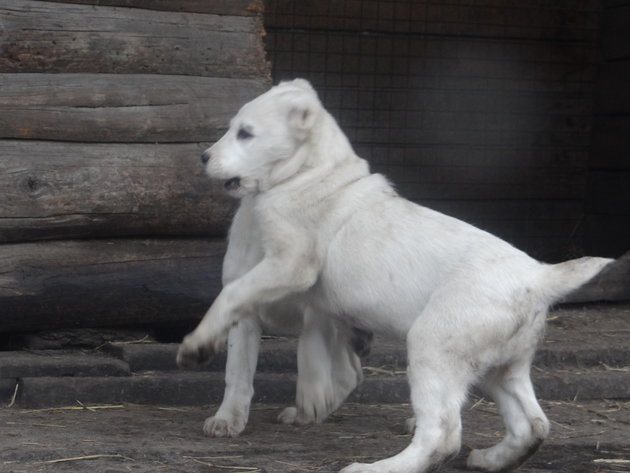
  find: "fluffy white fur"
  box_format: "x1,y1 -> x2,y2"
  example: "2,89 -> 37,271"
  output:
178,79 -> 613,473
202,200 -> 364,437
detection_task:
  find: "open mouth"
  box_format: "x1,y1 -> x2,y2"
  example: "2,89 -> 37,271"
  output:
224,177 -> 241,192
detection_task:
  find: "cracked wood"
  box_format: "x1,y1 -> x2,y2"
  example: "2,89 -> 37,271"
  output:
0,74 -> 269,142
0,0 -> 268,77
0,141 -> 237,243
0,238 -> 226,332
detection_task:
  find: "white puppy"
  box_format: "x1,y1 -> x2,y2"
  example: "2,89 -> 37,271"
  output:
203,197 -> 369,437
178,79 -> 613,473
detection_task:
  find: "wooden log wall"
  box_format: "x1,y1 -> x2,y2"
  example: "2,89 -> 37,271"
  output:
264,0 -> 603,261
584,0 -> 630,258
0,0 -> 270,333
0,239 -> 225,333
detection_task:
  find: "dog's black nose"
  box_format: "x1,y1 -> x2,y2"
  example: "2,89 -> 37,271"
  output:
201,151 -> 210,164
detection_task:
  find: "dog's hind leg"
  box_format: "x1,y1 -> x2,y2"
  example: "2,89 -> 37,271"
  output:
203,316 -> 262,437
279,309 -> 364,425
342,317 -> 471,473
468,360 -> 549,472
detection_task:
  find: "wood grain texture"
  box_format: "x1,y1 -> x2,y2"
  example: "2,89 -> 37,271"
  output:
0,238 -> 226,333
34,0 -> 264,15
0,141 -> 237,243
0,0 -> 269,77
0,74 -> 269,142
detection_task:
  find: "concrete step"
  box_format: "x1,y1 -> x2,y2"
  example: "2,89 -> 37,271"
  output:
0,350 -> 130,377
1,303 -> 629,408
102,339 -> 630,374
9,364 -> 630,408
2,331 -> 626,383
105,303 -> 630,372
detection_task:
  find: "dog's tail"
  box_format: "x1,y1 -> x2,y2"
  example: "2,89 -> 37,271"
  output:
539,256 -> 614,303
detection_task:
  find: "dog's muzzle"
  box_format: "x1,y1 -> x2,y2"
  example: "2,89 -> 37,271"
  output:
199,150 -> 241,193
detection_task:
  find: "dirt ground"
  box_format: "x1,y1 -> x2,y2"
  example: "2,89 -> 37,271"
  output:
2,399 -> 629,473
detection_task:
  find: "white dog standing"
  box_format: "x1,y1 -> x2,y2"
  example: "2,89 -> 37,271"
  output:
203,197 -> 369,437
178,79 -> 613,473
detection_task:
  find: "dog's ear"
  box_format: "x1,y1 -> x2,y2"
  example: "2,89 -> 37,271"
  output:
282,78 -> 315,92
287,94 -> 320,137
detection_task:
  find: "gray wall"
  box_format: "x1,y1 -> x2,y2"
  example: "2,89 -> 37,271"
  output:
584,0 -> 630,258
265,0 -> 607,261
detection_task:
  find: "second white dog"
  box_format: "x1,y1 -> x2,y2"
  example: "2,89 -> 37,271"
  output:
179,79 -> 613,473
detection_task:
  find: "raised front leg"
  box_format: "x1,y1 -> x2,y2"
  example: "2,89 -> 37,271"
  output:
177,243 -> 319,368
204,316 -> 262,438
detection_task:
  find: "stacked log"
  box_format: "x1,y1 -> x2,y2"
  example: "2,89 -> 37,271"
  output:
0,0 -> 270,333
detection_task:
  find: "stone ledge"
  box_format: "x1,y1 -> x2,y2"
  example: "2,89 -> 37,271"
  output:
0,350 -> 130,378
10,367 -> 630,409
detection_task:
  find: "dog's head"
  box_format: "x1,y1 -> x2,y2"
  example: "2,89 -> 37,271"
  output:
201,79 -> 323,197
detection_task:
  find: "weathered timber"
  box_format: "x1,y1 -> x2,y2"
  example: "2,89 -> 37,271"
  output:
36,0 -> 263,15
0,238 -> 226,333
0,0 -> 269,77
0,74 -> 269,142
0,141 -> 237,243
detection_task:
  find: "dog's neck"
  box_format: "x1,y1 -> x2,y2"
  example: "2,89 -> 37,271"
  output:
262,110 -> 363,193
264,145 -> 310,191
307,110 -> 357,167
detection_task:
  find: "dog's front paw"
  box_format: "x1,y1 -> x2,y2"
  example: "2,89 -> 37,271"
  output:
203,415 -> 245,438
176,334 -> 216,369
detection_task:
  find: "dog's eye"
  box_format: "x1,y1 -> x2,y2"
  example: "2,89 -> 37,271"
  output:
237,127 -> 254,140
